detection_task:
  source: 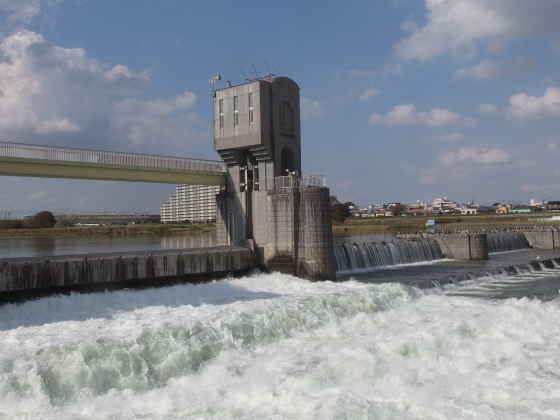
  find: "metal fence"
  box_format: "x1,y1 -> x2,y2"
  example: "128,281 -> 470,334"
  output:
0,141 -> 227,173
275,175 -> 327,189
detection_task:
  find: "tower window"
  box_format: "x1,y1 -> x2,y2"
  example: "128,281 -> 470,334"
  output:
280,101 -> 294,136
248,93 -> 254,124
219,99 -> 224,129
233,96 -> 239,126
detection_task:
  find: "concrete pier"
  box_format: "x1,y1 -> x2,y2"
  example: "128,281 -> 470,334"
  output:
0,246 -> 254,298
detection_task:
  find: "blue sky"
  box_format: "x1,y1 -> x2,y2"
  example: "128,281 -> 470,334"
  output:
1,0 -> 560,216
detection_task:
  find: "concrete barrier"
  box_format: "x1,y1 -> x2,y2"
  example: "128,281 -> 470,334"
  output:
0,246 -> 254,298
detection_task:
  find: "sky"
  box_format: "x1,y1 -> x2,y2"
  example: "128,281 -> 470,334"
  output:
0,0 -> 560,216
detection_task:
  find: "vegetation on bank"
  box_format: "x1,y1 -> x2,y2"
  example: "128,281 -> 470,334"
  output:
0,221 -> 216,237
1,209 -> 558,237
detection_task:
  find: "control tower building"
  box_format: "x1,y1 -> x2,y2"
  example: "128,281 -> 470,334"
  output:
213,75 -> 335,281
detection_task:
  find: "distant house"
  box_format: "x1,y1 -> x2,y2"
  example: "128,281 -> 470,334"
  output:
509,205 -> 534,213
460,207 -> 479,215
375,210 -> 394,217
495,203 -> 512,214
548,201 -> 560,211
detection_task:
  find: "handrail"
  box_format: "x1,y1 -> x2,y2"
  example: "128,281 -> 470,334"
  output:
0,141 -> 227,173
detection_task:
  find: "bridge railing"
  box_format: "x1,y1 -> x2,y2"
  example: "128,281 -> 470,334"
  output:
0,141 -> 226,173
275,175 -> 327,189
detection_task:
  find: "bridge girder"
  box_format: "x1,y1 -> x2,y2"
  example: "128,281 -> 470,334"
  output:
0,157 -> 226,186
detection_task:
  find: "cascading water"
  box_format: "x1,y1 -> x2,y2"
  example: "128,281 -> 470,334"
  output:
487,233 -> 530,253
334,239 -> 444,272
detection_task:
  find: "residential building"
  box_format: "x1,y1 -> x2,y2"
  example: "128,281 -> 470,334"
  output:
161,184 -> 221,223
509,205 -> 534,213
433,197 -> 458,211
548,201 -> 560,211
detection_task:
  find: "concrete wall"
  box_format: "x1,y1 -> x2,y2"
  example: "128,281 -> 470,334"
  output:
266,187 -> 336,281
521,229 -> 560,249
425,233 -> 489,260
0,247 -> 254,296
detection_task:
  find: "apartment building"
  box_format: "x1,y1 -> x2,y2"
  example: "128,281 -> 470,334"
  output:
161,184 -> 221,223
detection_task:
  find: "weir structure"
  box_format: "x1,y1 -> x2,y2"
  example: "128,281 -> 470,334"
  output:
0,75 -> 336,298
398,228 -> 560,260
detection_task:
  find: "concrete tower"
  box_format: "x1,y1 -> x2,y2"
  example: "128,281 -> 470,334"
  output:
213,76 -> 335,281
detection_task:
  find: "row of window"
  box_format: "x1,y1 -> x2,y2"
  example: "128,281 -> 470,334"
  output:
219,93 -> 254,129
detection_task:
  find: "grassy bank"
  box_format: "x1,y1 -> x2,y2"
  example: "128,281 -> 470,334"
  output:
0,223 -> 216,237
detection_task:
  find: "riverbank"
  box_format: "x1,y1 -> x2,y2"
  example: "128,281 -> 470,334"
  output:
0,223 -> 215,237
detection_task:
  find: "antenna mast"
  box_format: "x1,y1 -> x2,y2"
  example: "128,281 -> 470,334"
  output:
243,61 -> 277,83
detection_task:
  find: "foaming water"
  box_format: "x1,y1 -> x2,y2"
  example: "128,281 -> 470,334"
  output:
1,272 -> 560,419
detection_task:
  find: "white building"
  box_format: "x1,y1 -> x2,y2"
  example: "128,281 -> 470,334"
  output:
161,184 -> 221,223
433,197 -> 458,210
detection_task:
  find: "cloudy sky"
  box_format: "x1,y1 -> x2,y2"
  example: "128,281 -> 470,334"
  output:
0,0 -> 560,216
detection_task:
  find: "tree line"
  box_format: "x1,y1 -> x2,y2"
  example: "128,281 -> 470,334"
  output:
0,211 -> 57,230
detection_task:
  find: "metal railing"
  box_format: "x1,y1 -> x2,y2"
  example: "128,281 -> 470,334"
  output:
275,174 -> 326,189
0,141 -> 226,173
302,175 -> 326,187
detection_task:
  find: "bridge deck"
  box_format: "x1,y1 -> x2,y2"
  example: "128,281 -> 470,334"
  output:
0,141 -> 226,185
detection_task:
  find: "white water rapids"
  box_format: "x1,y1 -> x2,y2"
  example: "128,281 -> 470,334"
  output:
0,271 -> 559,419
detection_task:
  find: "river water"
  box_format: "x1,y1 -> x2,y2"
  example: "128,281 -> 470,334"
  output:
0,231 -> 559,419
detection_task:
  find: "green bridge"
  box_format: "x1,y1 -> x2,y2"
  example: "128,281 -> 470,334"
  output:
0,142 -> 226,186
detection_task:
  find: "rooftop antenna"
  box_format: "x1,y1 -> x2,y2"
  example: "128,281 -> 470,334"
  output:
264,60 -> 272,75
240,64 -> 247,81
251,63 -> 259,79
275,62 -> 281,74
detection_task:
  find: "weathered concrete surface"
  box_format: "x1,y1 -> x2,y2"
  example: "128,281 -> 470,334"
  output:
0,246 -> 254,297
520,229 -> 560,250
266,187 -> 336,281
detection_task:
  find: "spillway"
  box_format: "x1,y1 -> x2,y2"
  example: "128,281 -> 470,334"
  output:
487,233 -> 530,253
334,239 -> 444,272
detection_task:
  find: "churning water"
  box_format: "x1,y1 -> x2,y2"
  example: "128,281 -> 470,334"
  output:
1,268 -> 560,419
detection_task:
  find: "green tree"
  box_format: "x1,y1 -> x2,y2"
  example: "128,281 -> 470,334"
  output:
30,211 -> 57,229
330,196 -> 351,225
390,204 -> 406,216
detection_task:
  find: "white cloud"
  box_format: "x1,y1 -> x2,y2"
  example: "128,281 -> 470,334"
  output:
392,0 -> 560,63
426,132 -> 466,142
110,92 -> 204,154
369,103 -> 477,127
300,98 -> 327,118
541,76 -> 556,87
358,87 -> 380,102
35,118 -> 81,134
438,147 -> 510,165
0,0 -> 66,25
504,87 -> 560,122
519,182 -> 539,191
479,88 -> 560,122
24,189 -> 48,199
548,141 -> 560,152
517,159 -> 537,167
478,103 -> 498,115
0,30 -> 206,155
454,57 -> 537,80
